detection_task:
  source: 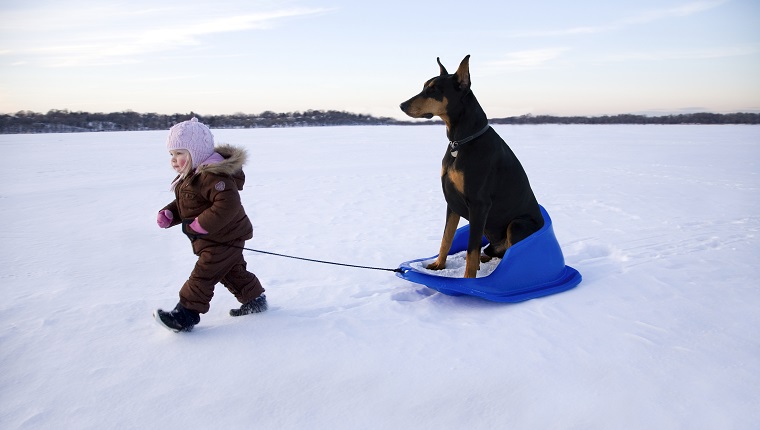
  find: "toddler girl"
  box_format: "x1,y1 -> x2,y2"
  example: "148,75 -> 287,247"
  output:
154,117 -> 267,332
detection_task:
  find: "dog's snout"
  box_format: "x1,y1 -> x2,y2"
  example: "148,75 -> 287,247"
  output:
399,101 -> 409,112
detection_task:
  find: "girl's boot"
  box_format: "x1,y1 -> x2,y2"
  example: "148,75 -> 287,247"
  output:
154,303 -> 200,332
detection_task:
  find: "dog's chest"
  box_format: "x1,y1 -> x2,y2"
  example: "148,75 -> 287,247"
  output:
441,165 -> 465,195
441,152 -> 468,207
440,148 -> 497,211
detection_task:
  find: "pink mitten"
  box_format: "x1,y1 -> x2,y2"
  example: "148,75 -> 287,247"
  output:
157,210 -> 173,228
189,218 -> 208,234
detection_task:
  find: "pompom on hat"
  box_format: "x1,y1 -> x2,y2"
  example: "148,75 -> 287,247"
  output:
166,117 -> 215,169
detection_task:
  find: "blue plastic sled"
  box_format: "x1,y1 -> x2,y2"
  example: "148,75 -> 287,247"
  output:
397,205 -> 581,302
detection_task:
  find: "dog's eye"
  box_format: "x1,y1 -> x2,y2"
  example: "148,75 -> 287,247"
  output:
425,85 -> 439,95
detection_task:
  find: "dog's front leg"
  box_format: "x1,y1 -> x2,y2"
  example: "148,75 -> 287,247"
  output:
427,207 -> 460,270
464,205 -> 489,278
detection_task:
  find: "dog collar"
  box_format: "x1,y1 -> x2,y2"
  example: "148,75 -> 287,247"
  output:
449,124 -> 491,157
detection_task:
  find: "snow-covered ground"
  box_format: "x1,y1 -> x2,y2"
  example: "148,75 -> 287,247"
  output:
1,124 -> 758,429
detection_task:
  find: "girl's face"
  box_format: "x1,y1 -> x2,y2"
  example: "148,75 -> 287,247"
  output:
170,149 -> 192,174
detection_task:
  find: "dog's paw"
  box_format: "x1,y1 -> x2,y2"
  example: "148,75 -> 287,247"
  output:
425,261 -> 446,270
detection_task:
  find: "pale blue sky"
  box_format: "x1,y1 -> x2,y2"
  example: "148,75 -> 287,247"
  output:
1,0 -> 758,119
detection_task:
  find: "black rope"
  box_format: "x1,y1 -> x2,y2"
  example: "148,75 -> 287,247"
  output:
181,220 -> 403,273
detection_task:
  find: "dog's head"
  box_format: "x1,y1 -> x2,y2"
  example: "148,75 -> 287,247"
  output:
399,55 -> 471,121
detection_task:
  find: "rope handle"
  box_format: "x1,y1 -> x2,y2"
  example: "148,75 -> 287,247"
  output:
179,221 -> 402,273
236,245 -> 404,273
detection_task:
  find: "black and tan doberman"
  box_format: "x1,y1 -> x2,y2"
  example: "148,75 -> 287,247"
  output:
400,55 -> 544,278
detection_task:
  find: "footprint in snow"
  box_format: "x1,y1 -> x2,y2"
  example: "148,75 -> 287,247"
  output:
391,287 -> 436,302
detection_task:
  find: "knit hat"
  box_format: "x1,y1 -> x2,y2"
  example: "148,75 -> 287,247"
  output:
166,117 -> 215,169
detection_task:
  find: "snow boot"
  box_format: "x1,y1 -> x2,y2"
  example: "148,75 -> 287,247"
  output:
230,294 -> 268,317
154,303 -> 201,332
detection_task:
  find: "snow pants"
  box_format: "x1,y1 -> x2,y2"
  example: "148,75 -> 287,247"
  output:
179,241 -> 264,314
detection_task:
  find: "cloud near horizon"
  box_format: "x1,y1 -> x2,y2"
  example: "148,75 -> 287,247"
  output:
507,0 -> 728,38
603,46 -> 759,62
480,48 -> 570,73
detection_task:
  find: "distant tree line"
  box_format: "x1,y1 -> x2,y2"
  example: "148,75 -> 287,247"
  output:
1,109 -> 757,134
491,112 -> 760,125
0,109 -> 406,134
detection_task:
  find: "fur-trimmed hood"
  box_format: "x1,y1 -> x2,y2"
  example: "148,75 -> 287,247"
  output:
169,144 -> 248,192
171,143 -> 248,191
197,143 -> 247,176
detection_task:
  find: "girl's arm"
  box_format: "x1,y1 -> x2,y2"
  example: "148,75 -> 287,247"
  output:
160,201 -> 181,228
195,177 -> 240,234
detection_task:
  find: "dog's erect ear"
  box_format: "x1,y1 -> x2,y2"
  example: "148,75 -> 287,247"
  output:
455,55 -> 471,90
437,57 -> 449,76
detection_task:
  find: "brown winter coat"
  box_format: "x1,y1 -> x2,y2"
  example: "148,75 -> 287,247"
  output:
162,144 -> 253,254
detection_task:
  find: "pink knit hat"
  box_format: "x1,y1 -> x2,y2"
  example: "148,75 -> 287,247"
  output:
166,117 -> 215,168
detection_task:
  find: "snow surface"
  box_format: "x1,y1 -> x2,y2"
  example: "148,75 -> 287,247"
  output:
410,251 -> 501,278
1,125 -> 759,429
